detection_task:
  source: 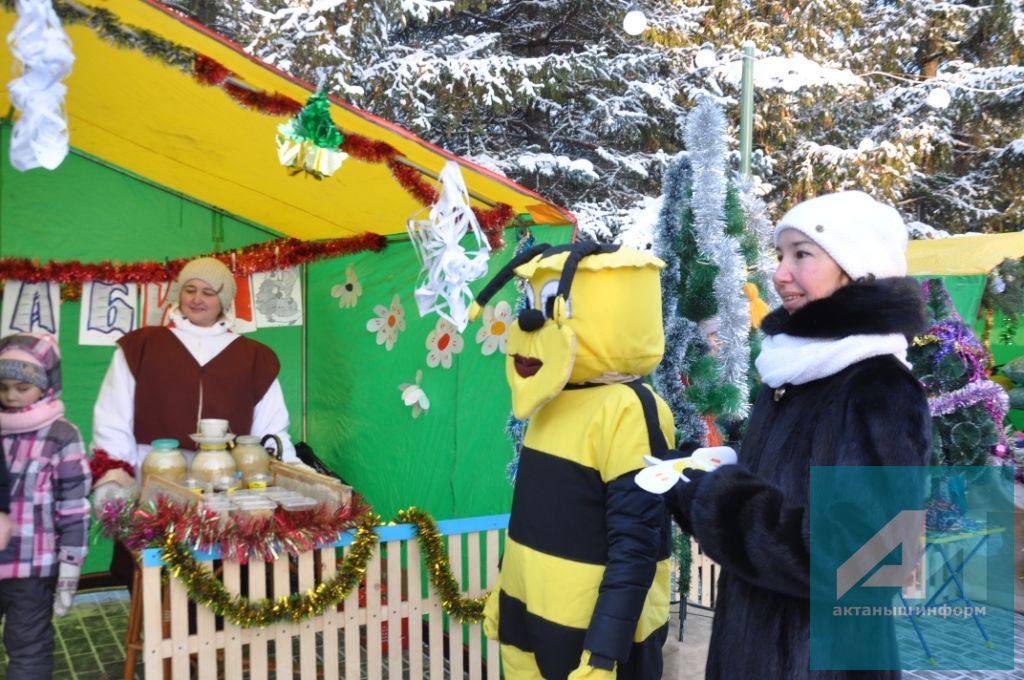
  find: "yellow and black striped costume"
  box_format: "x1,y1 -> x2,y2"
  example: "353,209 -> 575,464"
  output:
470,243 -> 675,679
497,382 -> 674,678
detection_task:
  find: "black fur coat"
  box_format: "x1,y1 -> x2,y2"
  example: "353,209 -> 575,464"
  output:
666,278 -> 931,679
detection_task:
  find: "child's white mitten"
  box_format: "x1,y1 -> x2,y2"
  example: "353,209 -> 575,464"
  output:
53,562 -> 81,617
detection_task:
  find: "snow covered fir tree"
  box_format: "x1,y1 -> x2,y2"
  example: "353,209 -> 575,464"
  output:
173,0 -> 1022,239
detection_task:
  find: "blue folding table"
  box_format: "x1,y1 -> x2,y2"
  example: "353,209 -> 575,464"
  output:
897,525 -> 1005,666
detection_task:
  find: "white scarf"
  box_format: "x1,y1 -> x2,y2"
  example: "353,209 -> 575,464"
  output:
167,307 -> 239,366
755,332 -> 910,389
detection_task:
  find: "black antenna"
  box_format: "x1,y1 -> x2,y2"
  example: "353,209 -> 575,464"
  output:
473,244 -> 551,308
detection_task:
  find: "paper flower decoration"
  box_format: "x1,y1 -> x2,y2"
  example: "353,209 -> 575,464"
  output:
408,161 -> 491,332
366,294 -> 405,350
474,300 -> 512,356
330,266 -> 362,308
398,370 -> 429,418
426,318 -> 464,369
276,91 -> 348,179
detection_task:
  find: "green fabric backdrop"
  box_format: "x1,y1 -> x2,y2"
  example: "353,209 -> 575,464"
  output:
305,226 -> 571,520
0,125 -> 302,573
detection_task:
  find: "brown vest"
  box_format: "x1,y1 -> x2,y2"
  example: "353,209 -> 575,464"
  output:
118,327 -> 280,451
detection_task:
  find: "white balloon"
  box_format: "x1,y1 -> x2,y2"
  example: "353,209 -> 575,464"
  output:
622,9 -> 647,36
926,87 -> 951,109
694,43 -> 717,70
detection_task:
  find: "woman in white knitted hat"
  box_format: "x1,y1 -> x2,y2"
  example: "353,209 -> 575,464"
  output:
89,257 -> 297,583
662,191 -> 931,679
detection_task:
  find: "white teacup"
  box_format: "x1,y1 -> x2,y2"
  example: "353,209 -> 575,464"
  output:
198,418 -> 230,438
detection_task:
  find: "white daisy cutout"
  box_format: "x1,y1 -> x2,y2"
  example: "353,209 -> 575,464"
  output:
366,294 -> 406,350
330,266 -> 362,308
425,318 -> 464,369
399,370 -> 430,418
474,300 -> 512,356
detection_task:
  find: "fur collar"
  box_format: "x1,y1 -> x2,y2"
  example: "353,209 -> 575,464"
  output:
761,277 -> 925,341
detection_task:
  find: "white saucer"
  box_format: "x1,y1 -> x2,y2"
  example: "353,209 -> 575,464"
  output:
189,433 -> 236,446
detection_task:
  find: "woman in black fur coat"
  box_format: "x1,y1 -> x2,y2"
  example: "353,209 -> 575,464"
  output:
665,191 -> 931,679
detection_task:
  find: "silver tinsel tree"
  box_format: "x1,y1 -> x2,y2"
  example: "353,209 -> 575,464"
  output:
684,98 -> 751,417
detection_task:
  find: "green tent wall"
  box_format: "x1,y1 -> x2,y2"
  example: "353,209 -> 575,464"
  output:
0,124 -> 572,573
305,239 -> 561,521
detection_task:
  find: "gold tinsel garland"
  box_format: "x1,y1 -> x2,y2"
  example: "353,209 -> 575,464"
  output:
396,507 -> 487,624
159,507 -> 490,628
162,512 -> 379,628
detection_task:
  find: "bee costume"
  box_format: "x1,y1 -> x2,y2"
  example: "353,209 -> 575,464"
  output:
470,242 -> 675,679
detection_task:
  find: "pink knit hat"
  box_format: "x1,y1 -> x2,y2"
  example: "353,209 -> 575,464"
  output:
0,333 -> 61,393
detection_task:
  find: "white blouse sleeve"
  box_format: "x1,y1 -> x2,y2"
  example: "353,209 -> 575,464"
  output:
252,379 -> 297,463
91,348 -> 142,469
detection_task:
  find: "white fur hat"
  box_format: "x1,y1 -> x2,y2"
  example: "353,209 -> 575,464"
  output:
177,257 -> 236,312
773,191 -> 908,280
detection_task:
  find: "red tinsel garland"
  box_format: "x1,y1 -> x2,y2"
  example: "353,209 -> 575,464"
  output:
222,80 -> 302,116
387,158 -> 439,206
0,233 -> 387,298
193,54 -> 231,86
100,494 -> 371,564
89,449 -> 136,484
475,204 -> 513,250
341,135 -> 402,164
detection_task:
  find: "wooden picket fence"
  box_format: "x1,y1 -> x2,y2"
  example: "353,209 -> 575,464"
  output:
136,514 -> 506,679
134,516 -> 720,679
686,534 -> 721,609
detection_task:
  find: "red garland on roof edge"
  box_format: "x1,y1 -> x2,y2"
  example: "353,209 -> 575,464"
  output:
387,160 -> 508,250
189,56 -> 513,247
0,233 -> 387,300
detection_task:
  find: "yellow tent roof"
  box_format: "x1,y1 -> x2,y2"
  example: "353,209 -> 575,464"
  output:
907,232 -> 1024,276
0,0 -> 574,240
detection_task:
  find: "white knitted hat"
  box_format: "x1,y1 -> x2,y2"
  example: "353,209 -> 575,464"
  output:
177,257 -> 236,312
773,191 -> 908,280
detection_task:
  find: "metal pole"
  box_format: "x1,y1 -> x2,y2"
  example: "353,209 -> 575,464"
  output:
739,41 -> 755,178
300,262 -> 308,443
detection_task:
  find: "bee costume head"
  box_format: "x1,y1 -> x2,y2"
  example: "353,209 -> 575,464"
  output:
470,241 -> 666,419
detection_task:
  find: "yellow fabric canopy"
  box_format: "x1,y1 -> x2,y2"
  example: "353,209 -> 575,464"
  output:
0,0 -> 574,240
907,232 -> 1024,276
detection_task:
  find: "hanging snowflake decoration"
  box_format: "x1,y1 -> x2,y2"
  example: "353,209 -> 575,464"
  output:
366,294 -> 405,350
475,300 -> 512,356
398,370 -> 429,418
407,161 -> 491,333
330,266 -> 362,308
425,318 -> 464,369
